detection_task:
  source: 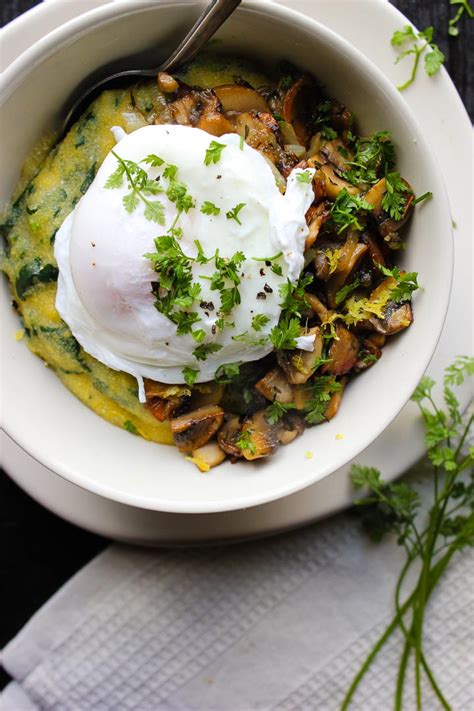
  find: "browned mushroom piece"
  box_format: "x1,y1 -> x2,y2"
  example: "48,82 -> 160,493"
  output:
277,413 -> 305,445
354,337 -> 383,371
157,71 -> 179,94
282,77 -> 314,145
188,441 -> 227,472
365,177 -> 415,243
326,229 -> 368,308
324,377 -> 347,420
322,324 -> 360,376
319,139 -> 353,174
190,382 -> 224,409
169,88 -> 221,127
305,292 -> 331,323
366,235 -> 386,268
370,302 -> 414,336
239,411 -> 281,461
170,405 -> 225,453
305,201 -> 331,250
217,415 -> 243,457
235,112 -> 281,164
196,112 -> 235,136
144,380 -> 190,422
329,102 -> 353,131
255,367 -> 294,403
277,327 -> 324,385
213,84 -> 270,113
310,163 -> 360,200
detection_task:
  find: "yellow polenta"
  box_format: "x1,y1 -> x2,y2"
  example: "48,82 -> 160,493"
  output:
0,58 -> 270,445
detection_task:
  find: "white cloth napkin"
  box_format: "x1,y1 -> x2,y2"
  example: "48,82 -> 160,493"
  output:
2,459 -> 473,711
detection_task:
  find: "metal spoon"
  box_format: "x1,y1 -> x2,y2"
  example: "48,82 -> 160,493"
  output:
62,0 -> 242,134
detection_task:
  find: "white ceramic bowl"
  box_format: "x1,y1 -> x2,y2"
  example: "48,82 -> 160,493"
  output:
0,0 -> 452,514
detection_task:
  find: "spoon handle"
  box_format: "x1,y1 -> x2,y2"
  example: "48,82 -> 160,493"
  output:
160,0 -> 242,73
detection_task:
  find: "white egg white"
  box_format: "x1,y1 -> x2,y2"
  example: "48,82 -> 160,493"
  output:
55,124 -> 314,401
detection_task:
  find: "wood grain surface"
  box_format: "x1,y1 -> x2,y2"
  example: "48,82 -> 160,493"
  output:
0,0 -> 472,683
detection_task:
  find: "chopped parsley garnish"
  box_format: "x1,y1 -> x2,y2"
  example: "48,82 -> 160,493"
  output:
391,25 -> 445,91
193,342 -> 223,361
278,274 -> 313,316
379,264 -> 420,303
252,252 -> 284,276
215,362 -> 241,383
171,311 -> 201,335
313,100 -> 338,138
200,201 -> 221,216
232,331 -> 267,347
335,277 -> 361,306
182,366 -> 199,386
208,250 -> 246,315
226,202 -> 246,225
412,191 -> 433,206
236,429 -> 256,455
382,172 -> 413,220
344,131 -> 395,186
265,401 -> 296,424
163,164 -> 178,180
304,377 -> 342,425
330,189 -> 373,234
166,177 -> 195,213
251,314 -> 271,331
269,316 -> 301,350
123,420 -> 138,434
141,154 -> 165,167
296,170 -> 313,184
204,140 -> 226,165
105,151 -> 165,224
191,329 -> 206,343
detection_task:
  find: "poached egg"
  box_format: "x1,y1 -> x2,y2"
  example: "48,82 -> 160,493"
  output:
55,124 -> 314,401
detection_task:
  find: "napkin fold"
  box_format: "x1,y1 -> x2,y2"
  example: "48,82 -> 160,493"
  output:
2,459 -> 473,711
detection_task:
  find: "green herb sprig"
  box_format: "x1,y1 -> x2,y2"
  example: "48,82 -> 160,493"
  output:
391,26 -> 445,91
105,151 -> 165,224
449,0 -> 473,36
342,357 -> 474,711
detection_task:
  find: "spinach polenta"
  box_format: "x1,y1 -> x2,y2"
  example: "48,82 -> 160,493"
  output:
2,56 -> 421,471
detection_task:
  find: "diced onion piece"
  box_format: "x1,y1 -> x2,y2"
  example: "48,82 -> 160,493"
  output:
121,110 -> 149,133
262,155 -> 286,193
284,143 -> 306,158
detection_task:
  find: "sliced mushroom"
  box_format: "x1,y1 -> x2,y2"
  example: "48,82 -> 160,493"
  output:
170,405 -> 224,453
169,88 -> 220,127
188,440 -> 227,472
277,413 -> 305,445
277,327 -> 324,384
196,112 -> 235,136
255,367 -> 294,403
305,292 -> 331,323
282,77 -> 314,145
319,139 -> 353,174
305,202 -> 331,250
235,112 -> 281,164
366,235 -> 386,268
217,415 -> 243,457
322,324 -> 359,376
329,102 -> 353,131
157,72 -> 179,93
239,411 -> 280,461
213,84 -> 270,113
190,382 -> 224,409
365,177 -> 414,240
326,233 -> 368,308
370,302 -> 414,336
354,337 -> 383,371
312,163 -> 360,200
146,398 -> 177,422
144,379 -> 190,422
324,377 -> 347,420
293,384 -> 313,411
144,380 -> 190,400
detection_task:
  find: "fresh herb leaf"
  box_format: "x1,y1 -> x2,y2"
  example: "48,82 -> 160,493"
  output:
278,274 -> 313,317
215,362 -> 241,383
342,357 -> 474,711
200,201 -> 221,216
390,25 -> 445,91
236,428 -> 256,455
141,153 -> 165,167
330,189 -> 373,233
449,0 -> 473,36
251,314 -> 271,331
191,329 -> 206,343
296,170 -> 313,184
269,316 -> 301,350
193,342 -> 223,361
343,131 -> 395,186
105,151 -> 165,225
335,277 -> 361,306
226,202 -> 246,225
265,401 -> 296,424
204,140 -> 226,166
379,264 -> 419,303
182,366 -> 199,386
382,172 -> 413,220
304,376 -> 342,425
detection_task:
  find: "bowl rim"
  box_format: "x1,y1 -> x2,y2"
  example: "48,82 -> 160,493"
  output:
0,0 -> 454,514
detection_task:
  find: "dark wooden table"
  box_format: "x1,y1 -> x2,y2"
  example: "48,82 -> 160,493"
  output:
1,0 -> 472,684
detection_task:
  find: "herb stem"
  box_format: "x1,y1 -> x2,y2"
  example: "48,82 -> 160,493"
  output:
397,45 -> 424,91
